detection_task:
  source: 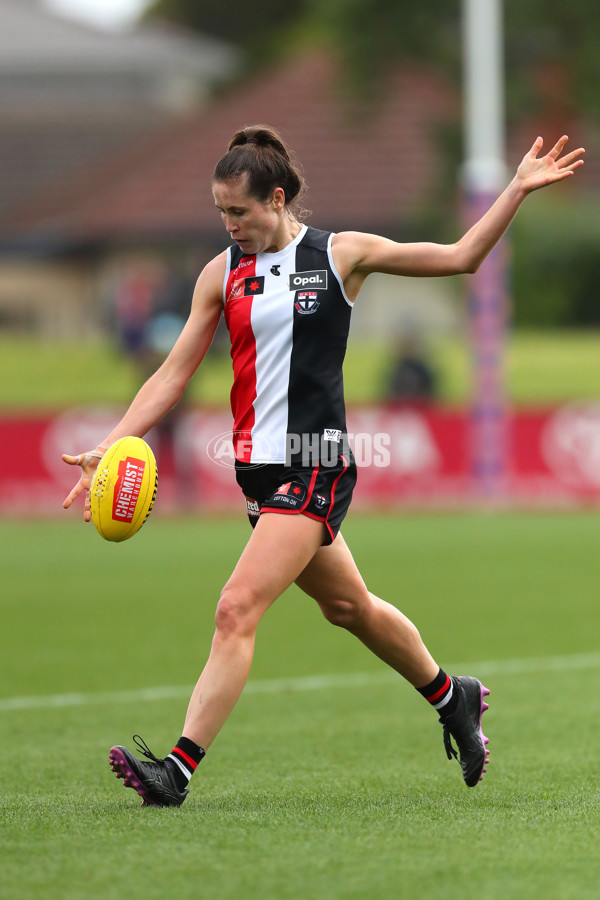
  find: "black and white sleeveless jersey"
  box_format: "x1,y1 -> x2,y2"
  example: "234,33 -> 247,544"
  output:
223,224 -> 353,464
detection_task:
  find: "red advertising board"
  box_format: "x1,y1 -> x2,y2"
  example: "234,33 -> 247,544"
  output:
3,403 -> 600,516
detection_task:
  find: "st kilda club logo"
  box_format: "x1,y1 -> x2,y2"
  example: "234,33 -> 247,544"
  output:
295,291 -> 319,315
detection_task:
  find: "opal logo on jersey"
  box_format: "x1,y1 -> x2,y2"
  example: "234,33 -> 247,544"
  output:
295,291 -> 320,315
289,270 -> 328,290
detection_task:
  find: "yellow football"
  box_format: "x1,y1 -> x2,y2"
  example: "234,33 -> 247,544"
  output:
90,436 -> 158,542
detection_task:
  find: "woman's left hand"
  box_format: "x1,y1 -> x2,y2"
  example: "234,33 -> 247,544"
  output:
516,135 -> 584,194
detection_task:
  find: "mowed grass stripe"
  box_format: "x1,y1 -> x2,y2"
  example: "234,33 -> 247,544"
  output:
2,649 -> 600,712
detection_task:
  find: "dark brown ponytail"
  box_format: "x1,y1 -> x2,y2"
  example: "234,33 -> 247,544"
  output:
213,125 -> 307,217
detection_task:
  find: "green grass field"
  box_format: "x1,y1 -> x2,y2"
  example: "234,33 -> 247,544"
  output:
3,329 -> 600,410
2,512 -> 600,899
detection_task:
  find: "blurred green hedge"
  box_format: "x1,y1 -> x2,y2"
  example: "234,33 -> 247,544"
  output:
511,194 -> 600,327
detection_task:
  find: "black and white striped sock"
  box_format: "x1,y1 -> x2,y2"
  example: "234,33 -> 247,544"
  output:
416,668 -> 458,720
166,737 -> 205,790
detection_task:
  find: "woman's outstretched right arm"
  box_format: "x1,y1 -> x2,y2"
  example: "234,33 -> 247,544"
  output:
62,253 -> 226,519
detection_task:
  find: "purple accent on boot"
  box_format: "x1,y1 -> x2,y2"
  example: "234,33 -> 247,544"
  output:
109,746 -> 160,807
479,684 -> 491,782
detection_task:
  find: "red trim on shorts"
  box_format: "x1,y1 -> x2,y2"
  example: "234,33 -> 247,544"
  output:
303,509 -> 333,542
302,510 -> 326,524
327,454 -> 348,521
298,465 -> 320,512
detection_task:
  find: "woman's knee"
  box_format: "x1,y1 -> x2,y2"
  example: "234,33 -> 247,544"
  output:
215,584 -> 260,637
318,590 -> 369,629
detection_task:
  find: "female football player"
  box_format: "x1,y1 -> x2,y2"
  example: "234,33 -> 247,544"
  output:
63,125 -> 583,806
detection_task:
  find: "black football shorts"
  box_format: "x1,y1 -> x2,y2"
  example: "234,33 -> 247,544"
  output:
234,453 -> 357,545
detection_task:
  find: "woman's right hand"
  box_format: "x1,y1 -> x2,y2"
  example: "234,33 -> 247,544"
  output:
62,447 -> 107,522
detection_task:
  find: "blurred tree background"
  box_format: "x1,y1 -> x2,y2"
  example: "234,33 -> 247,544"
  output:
143,0 -> 600,116
144,0 -> 600,329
